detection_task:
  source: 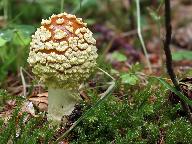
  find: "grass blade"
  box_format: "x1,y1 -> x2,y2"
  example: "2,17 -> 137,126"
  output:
155,77 -> 192,106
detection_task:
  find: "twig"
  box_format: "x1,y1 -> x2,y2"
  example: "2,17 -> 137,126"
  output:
97,68 -> 115,81
136,0 -> 152,73
163,0 -> 192,123
54,68 -> 116,143
21,68 -> 34,80
103,37 -> 115,56
121,26 -> 149,37
26,84 -> 44,87
94,24 -> 140,59
20,67 -> 27,98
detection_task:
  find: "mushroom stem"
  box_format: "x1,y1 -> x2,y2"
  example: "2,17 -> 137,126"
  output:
48,87 -> 81,122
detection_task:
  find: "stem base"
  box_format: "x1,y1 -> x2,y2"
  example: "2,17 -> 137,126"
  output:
48,88 -> 80,122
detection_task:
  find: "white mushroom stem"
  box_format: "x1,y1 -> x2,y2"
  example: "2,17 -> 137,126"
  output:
48,87 -> 81,122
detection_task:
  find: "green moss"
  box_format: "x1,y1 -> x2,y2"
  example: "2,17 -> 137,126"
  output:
165,118 -> 192,144
0,108 -> 55,144
69,79 -> 192,143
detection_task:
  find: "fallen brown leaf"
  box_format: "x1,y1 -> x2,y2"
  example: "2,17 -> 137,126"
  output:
29,92 -> 48,112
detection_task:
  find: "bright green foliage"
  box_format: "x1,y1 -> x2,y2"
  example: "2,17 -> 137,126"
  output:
172,50 -> 192,61
0,25 -> 35,81
120,73 -> 139,85
112,51 -> 128,62
0,37 -> 7,47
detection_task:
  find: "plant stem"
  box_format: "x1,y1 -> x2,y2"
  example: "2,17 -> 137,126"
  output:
20,67 -> 27,98
163,0 -> 192,123
136,0 -> 152,73
3,0 -> 8,21
60,0 -> 64,13
79,0 -> 82,9
48,87 -> 81,123
128,0 -> 135,29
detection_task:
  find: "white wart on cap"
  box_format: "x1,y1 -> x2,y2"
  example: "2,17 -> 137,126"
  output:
28,12 -> 98,88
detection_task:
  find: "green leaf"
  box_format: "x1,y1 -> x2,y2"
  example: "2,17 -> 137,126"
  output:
0,54 -> 16,81
13,31 -> 31,46
154,77 -> 192,106
148,8 -> 161,22
0,29 -> 14,42
0,38 -> 7,47
121,73 -> 139,85
14,25 -> 35,37
112,51 -> 127,62
172,50 -> 192,61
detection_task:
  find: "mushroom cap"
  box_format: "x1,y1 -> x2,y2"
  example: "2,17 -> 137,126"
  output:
27,12 -> 98,88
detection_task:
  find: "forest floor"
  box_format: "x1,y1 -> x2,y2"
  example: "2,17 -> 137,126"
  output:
0,0 -> 192,143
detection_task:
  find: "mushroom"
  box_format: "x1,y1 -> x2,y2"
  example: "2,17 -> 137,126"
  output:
27,12 -> 98,122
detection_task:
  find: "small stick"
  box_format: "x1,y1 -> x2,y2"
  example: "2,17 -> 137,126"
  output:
20,67 -> 27,97
21,67 -> 34,79
97,67 -> 115,81
121,26 -> 149,37
103,37 -> 115,56
136,0 -> 152,73
163,0 -> 192,123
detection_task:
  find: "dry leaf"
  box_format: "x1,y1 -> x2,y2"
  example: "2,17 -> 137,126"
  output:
29,92 -> 48,112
